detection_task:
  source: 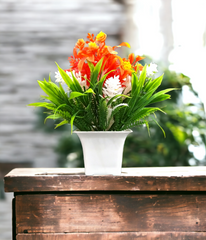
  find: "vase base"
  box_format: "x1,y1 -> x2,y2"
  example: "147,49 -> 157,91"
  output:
85,168 -> 121,176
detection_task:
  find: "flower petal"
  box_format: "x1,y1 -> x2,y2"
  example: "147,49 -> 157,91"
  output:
117,42 -> 131,48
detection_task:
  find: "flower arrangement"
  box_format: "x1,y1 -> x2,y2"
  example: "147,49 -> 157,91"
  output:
29,31 -> 174,135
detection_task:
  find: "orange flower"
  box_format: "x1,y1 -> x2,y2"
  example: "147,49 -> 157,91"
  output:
134,63 -> 143,72
96,31 -> 107,43
86,33 -> 95,43
67,32 -> 144,86
119,60 -> 132,79
76,39 -> 85,50
128,53 -> 134,64
114,42 -> 130,49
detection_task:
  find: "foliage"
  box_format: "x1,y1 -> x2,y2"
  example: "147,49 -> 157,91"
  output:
28,32 -> 174,134
53,68 -> 206,167
123,69 -> 206,167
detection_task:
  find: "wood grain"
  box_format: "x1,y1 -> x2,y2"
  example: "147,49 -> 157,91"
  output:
5,167 -> 206,192
16,232 -> 206,240
15,193 -> 206,233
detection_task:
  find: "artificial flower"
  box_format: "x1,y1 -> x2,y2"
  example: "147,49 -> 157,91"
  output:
103,76 -> 123,98
146,63 -> 158,77
29,31 -> 174,135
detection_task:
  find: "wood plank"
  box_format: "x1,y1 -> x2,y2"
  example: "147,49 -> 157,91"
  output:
15,193 -> 206,233
16,232 -> 206,240
5,167 -> 206,192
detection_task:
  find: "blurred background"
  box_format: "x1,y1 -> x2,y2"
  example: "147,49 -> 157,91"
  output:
0,0 -> 206,238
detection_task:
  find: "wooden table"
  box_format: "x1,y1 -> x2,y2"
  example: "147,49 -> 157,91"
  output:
4,167 -> 206,240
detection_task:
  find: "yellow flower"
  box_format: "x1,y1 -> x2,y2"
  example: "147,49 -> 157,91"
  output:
122,61 -> 132,71
96,31 -> 107,43
88,42 -> 98,50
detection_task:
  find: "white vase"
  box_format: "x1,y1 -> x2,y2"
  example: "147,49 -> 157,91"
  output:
74,130 -> 132,175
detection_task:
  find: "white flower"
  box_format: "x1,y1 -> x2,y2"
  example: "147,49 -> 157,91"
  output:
146,63 -> 158,77
55,71 -> 71,85
102,75 -> 123,98
55,70 -> 88,90
55,71 -> 65,84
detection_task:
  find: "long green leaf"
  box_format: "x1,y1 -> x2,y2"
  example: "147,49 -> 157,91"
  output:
136,64 -> 147,95
90,57 -> 104,87
150,115 -> 166,137
144,74 -> 163,93
107,94 -> 130,106
71,71 -> 84,93
55,119 -> 69,129
69,92 -> 85,100
37,80 -> 62,105
148,88 -> 175,105
70,111 -> 79,134
97,69 -> 115,95
44,114 -> 60,123
69,88 -> 94,100
85,88 -> 95,94
27,102 -> 51,107
149,94 -> 171,105
56,63 -> 76,91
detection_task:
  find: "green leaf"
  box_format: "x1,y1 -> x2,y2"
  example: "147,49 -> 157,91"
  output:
149,94 -> 171,105
44,114 -> 60,123
90,58 -> 104,87
98,98 -> 108,130
69,92 -> 85,100
56,63 -> 76,91
150,115 -> 166,138
131,73 -> 139,96
37,80 -> 62,105
137,64 -> 147,95
107,94 -> 130,106
144,74 -> 163,93
71,71 -> 84,93
27,102 -> 49,107
107,103 -> 129,130
69,88 -> 95,101
54,104 -> 67,115
85,88 -> 95,94
87,61 -> 94,72
148,88 -> 175,105
55,119 -> 69,129
97,69 -> 115,95
133,107 -> 165,122
70,111 -> 79,134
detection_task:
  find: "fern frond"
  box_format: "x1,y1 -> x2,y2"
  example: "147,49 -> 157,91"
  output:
122,107 -> 163,130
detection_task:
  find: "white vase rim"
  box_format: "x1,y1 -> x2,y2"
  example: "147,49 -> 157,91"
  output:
74,129 -> 132,134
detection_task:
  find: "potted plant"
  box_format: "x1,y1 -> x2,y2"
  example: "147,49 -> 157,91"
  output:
28,31 -> 174,175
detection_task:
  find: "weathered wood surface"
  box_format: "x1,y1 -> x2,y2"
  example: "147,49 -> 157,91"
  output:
4,167 -> 206,192
15,193 -> 206,233
16,232 -> 206,240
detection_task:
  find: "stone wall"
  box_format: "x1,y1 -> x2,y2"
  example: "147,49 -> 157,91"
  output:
0,0 -> 126,167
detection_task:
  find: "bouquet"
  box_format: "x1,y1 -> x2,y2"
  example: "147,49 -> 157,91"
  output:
29,31 -> 174,135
